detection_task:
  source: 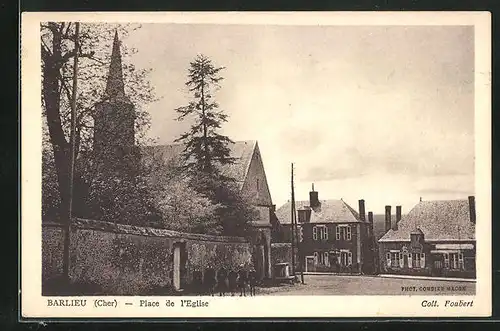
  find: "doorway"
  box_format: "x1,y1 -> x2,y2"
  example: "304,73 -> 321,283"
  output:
305,256 -> 315,272
172,242 -> 186,291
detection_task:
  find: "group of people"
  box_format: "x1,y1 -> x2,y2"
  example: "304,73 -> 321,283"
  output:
191,264 -> 258,297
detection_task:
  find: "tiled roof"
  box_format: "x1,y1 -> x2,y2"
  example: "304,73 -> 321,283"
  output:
140,140 -> 256,189
275,199 -> 362,224
378,199 -> 475,242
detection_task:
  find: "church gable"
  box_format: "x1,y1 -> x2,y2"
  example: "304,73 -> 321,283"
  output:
240,142 -> 273,207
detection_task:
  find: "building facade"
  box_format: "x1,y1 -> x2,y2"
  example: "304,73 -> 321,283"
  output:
274,186 -> 377,274
378,197 -> 476,279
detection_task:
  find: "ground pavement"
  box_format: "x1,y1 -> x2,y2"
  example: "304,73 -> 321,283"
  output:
255,274 -> 476,296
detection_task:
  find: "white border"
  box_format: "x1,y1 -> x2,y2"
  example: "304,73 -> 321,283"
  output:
21,11 -> 492,318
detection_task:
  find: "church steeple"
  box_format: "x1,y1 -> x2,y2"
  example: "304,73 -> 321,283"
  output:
93,30 -> 136,156
105,30 -> 128,101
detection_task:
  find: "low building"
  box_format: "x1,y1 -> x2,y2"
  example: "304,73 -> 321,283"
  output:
378,197 -> 476,279
274,186 -> 377,274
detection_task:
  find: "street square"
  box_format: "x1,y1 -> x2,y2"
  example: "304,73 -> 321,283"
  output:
257,274 -> 476,296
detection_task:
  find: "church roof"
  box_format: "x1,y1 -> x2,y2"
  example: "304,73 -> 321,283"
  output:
275,199 -> 362,224
378,199 -> 476,243
140,140 -> 257,189
104,31 -> 129,103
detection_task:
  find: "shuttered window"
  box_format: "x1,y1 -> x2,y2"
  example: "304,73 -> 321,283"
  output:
444,253 -> 449,268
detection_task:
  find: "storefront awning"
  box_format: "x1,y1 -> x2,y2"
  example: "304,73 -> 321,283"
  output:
434,243 -> 474,250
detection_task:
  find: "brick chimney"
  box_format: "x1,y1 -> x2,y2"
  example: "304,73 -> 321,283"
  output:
385,205 -> 392,233
393,205 -> 402,230
468,196 -> 476,223
358,199 -> 366,222
309,183 -> 320,209
368,211 -> 374,224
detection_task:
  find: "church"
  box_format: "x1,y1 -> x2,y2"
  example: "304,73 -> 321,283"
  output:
91,31 -> 276,281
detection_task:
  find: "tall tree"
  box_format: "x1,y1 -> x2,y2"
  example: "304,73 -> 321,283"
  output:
174,54 -> 234,178
41,23 -> 156,221
175,55 -> 258,237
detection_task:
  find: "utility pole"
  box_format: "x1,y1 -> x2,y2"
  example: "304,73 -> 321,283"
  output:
63,22 -> 80,280
293,194 -> 305,284
290,163 -> 296,277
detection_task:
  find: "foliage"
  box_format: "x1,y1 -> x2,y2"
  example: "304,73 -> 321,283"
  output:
155,177 -> 221,234
174,54 -> 234,176
174,54 -> 259,237
41,22 -> 157,222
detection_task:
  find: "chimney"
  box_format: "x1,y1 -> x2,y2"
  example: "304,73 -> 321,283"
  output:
358,199 -> 366,222
385,205 -> 392,233
368,211 -> 374,224
468,196 -> 476,223
309,183 -> 319,209
393,205 -> 402,230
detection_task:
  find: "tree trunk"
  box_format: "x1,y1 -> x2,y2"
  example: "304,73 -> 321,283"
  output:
200,75 -> 210,172
42,27 -> 71,220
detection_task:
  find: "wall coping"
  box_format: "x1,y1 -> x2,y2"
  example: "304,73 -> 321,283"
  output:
66,218 -> 249,243
42,222 -> 65,228
271,243 -> 292,247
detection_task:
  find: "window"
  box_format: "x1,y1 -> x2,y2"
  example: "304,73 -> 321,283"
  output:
386,252 -> 391,267
410,253 -> 426,269
313,252 -> 318,265
444,253 -> 450,269
323,252 -> 329,266
313,225 -> 328,241
390,252 -> 400,268
340,250 -> 352,266
256,179 -> 259,190
449,253 -> 464,270
336,225 -> 352,241
317,252 -> 329,265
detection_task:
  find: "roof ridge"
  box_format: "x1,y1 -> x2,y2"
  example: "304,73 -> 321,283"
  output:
145,140 -> 257,148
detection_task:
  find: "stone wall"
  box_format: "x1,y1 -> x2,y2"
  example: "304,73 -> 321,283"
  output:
42,223 -> 65,281
43,218 -> 252,295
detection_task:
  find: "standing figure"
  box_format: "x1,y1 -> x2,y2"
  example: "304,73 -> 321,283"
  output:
192,269 -> 203,295
228,269 -> 238,296
204,267 -> 216,296
248,267 -> 257,296
238,265 -> 248,297
217,267 -> 228,296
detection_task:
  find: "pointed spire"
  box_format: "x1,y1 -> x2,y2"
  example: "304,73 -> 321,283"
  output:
105,30 -> 127,101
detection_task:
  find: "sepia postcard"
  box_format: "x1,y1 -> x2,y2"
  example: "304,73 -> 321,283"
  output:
21,11 -> 491,318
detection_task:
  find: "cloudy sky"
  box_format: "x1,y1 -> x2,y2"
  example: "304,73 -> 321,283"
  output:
123,24 -> 474,214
